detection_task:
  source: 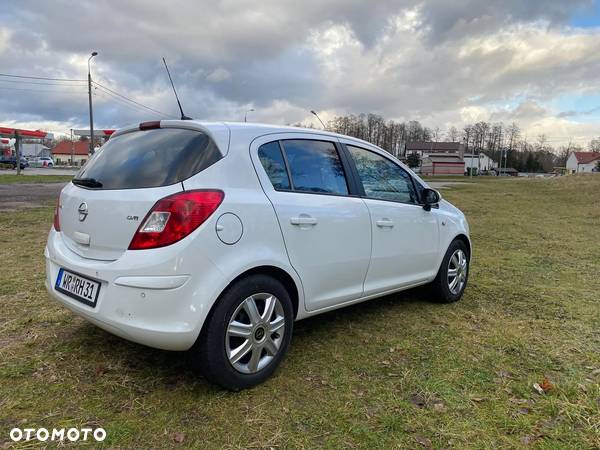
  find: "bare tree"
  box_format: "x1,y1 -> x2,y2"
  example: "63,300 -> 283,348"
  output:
446,126 -> 459,142
589,137 -> 600,152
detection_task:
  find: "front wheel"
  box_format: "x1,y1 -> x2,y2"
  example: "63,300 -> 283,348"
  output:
430,239 -> 470,303
193,274 -> 293,390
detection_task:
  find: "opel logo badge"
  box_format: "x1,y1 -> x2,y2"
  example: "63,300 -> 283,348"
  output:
78,202 -> 89,222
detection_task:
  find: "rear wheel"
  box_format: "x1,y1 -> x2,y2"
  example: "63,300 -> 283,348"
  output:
193,274 -> 293,390
430,239 -> 469,303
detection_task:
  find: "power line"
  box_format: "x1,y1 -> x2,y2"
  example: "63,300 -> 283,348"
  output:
92,81 -> 171,118
93,86 -> 171,119
0,85 -> 88,95
93,90 -> 167,118
0,72 -> 86,82
0,78 -> 87,87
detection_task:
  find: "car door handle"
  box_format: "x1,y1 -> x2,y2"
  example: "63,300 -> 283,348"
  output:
290,215 -> 317,226
376,219 -> 394,228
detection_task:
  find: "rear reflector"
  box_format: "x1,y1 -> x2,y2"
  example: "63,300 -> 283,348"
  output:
128,190 -> 224,250
53,195 -> 61,231
139,121 -> 161,130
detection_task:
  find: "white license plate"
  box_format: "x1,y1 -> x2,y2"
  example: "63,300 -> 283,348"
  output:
55,268 -> 101,307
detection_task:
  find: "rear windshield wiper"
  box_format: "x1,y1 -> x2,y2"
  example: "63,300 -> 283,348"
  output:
72,177 -> 103,188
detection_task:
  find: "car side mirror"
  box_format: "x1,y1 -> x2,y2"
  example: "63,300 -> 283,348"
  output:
421,188 -> 441,211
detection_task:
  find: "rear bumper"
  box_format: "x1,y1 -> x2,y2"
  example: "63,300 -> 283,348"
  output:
45,229 -> 226,351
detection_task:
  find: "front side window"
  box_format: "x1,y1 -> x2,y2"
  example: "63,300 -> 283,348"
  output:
280,140 -> 348,195
347,145 -> 417,204
258,141 -> 291,190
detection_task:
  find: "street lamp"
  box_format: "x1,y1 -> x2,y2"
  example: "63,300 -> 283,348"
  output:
87,51 -> 98,155
310,110 -> 326,129
244,108 -> 254,122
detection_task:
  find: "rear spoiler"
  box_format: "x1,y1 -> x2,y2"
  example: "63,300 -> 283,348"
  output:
110,120 -> 231,156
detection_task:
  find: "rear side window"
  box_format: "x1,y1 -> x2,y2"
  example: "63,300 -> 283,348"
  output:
258,141 -> 291,190
280,140 -> 348,195
74,128 -> 222,189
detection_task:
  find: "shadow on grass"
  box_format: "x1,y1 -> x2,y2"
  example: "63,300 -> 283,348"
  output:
65,285 -> 436,391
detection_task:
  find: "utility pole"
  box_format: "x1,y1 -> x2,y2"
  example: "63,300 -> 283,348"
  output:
244,109 -> 254,122
470,151 -> 474,178
14,130 -> 20,176
87,51 -> 98,156
70,128 -> 74,166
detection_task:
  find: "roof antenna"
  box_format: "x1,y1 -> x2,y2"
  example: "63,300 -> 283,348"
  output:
163,57 -> 192,120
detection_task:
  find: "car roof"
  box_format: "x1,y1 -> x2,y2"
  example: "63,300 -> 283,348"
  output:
110,119 -> 427,186
111,120 -> 384,156
221,121 -> 380,149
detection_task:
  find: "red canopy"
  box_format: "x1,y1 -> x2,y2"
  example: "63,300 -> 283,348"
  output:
0,126 -> 49,138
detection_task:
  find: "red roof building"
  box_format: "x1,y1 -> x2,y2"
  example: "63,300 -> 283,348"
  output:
566,151 -> 600,173
51,140 -> 90,156
51,140 -> 91,165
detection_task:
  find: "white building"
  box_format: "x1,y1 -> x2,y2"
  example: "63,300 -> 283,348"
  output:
21,143 -> 51,158
464,153 -> 498,172
566,152 -> 600,173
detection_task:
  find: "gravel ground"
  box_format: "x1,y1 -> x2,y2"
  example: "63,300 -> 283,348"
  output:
0,182 -> 66,211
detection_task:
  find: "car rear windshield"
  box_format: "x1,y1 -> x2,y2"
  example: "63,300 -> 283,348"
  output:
73,128 -> 222,189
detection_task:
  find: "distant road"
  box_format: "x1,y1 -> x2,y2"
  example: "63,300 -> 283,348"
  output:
20,168 -> 78,176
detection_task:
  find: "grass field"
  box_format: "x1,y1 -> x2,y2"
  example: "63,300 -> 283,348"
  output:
0,176 -> 598,448
0,174 -> 74,184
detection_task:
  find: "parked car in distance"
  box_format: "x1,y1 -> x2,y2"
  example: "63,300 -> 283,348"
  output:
0,155 -> 29,169
38,156 -> 54,167
45,121 -> 471,390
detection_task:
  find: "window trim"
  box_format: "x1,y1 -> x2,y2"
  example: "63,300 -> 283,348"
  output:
257,140 -> 293,191
342,143 -> 424,207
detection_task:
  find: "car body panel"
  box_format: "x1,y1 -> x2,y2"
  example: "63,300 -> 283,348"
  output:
249,132 -> 372,311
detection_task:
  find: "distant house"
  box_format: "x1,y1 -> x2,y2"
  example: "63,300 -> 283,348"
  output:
405,141 -> 465,159
464,152 -> 497,172
566,152 -> 600,173
421,155 -> 465,176
51,140 -> 90,166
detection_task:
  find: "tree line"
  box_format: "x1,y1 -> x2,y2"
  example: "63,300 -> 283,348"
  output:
298,113 -> 599,173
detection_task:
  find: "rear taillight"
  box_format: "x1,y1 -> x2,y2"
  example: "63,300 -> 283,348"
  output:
128,190 -> 224,250
53,196 -> 61,231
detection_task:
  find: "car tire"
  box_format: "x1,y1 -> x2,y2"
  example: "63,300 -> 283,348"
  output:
192,274 -> 294,390
430,239 -> 470,303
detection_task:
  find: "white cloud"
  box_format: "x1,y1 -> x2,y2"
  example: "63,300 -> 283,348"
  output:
206,67 -> 231,82
0,1 -> 599,146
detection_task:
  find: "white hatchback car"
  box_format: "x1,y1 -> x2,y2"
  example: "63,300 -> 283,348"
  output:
45,120 -> 470,390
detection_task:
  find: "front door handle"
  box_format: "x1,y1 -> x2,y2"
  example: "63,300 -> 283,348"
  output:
290,215 -> 317,226
376,219 -> 394,228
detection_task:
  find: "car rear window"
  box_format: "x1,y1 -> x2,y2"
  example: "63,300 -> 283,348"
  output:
74,128 -> 222,189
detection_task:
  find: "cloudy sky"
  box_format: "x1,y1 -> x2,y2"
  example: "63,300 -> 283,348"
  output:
1,0 -> 599,146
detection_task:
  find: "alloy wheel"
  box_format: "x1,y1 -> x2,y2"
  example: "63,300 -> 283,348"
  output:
226,293 -> 285,374
447,249 -> 468,295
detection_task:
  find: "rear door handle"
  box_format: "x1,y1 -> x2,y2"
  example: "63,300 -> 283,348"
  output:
376,219 -> 394,228
290,215 -> 317,226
